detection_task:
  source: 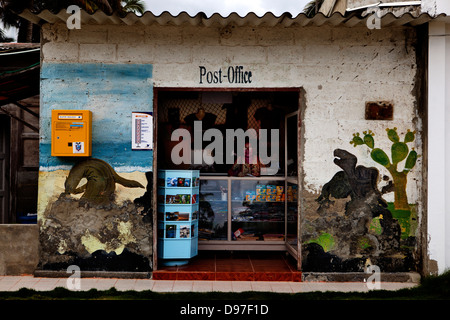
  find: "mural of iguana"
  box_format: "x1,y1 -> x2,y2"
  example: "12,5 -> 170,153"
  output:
64,158 -> 145,206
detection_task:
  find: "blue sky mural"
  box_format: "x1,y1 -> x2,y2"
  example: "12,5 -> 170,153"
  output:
40,63 -> 154,172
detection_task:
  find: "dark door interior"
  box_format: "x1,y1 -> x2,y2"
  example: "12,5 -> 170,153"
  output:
0,115 -> 10,223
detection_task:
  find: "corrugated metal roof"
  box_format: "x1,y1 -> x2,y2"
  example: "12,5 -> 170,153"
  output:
18,8 -> 445,28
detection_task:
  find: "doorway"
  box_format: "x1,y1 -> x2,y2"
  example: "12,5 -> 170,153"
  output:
154,88 -> 302,272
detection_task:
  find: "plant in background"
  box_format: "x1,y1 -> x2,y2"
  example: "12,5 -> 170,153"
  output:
350,128 -> 418,211
303,0 -> 324,18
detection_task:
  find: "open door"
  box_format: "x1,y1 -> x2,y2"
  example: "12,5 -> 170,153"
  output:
285,111 -> 300,269
0,116 -> 10,223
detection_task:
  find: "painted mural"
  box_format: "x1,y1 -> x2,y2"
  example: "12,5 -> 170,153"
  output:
302,128 -> 419,272
350,128 -> 418,211
64,158 -> 145,206
37,63 -> 154,272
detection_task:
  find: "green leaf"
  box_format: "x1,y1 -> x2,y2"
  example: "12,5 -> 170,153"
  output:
404,150 -> 418,171
363,134 -> 374,149
387,128 -> 399,143
392,142 -> 409,164
371,148 -> 390,167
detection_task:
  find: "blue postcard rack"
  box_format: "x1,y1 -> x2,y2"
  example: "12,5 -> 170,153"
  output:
157,169 -> 199,266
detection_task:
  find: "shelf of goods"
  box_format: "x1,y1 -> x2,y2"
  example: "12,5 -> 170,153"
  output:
157,170 -> 200,265
198,178 -> 298,250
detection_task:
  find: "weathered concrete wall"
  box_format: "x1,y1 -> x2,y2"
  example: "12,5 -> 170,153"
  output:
39,27 -> 154,272
40,22 -> 423,273
0,225 -> 38,275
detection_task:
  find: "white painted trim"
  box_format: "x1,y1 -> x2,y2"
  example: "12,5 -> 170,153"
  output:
0,48 -> 40,56
428,21 -> 450,274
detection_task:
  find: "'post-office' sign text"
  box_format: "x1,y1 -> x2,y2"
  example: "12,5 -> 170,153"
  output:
199,66 -> 252,84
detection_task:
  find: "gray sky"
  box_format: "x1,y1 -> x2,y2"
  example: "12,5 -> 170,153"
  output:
2,0 -> 311,41
142,0 -> 311,17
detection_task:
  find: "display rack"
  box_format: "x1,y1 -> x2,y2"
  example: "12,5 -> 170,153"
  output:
198,176 -> 298,251
157,169 -> 200,266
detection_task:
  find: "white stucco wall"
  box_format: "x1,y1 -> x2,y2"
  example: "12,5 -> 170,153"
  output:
40,21 -> 425,268
41,22 -> 423,202
428,21 -> 450,274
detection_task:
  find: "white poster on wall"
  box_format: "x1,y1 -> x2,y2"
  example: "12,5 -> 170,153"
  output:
132,111 -> 153,150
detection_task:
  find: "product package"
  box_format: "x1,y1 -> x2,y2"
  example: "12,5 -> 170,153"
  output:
276,186 -> 284,195
178,213 -> 190,221
167,177 -> 178,187
234,228 -> 244,238
177,194 -> 190,204
166,195 -> 177,204
256,184 -> 266,195
266,185 -> 276,195
166,225 -> 176,238
256,194 -> 266,202
245,191 -> 256,202
180,225 -> 190,238
166,212 -> 179,221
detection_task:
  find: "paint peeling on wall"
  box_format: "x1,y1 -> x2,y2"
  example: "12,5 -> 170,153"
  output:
37,23 -> 425,274
39,183 -> 153,271
302,128 -> 420,272
37,63 -> 154,273
81,220 -> 135,255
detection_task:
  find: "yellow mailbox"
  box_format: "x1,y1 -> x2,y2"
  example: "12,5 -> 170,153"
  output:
51,110 -> 92,157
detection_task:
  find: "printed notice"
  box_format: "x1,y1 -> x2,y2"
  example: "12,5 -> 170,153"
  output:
132,112 -> 153,150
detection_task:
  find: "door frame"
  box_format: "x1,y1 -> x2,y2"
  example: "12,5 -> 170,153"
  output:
152,87 -> 303,271
0,115 -> 11,224
284,110 -> 301,270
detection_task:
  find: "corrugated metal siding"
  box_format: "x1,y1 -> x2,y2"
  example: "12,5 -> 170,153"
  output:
18,9 -> 444,28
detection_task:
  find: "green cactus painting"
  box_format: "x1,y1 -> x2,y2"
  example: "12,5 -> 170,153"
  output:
350,128 -> 418,211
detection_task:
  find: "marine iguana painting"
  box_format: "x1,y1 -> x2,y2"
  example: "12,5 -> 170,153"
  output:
64,158 -> 145,206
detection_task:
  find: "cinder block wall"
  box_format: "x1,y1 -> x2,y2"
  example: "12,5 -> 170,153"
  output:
0,225 -> 39,275
41,23 -> 421,202
40,22 -> 424,273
